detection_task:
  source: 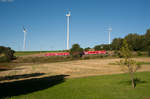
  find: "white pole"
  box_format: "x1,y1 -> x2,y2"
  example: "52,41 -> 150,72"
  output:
23,29 -> 26,51
108,27 -> 112,45
66,12 -> 70,50
109,30 -> 110,44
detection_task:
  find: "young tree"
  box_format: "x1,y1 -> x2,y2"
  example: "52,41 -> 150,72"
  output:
118,40 -> 141,88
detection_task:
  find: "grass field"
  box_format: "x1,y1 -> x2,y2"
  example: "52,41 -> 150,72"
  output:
0,56 -> 150,99
1,71 -> 150,99
1,57 -> 150,80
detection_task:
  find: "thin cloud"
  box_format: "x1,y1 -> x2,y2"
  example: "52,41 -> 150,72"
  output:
0,0 -> 14,2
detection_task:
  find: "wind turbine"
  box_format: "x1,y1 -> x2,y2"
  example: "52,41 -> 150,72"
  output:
108,25 -> 112,45
66,10 -> 71,50
23,26 -> 27,51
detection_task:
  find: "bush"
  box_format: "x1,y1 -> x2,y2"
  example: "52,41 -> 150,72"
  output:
84,47 -> 90,51
94,44 -> 110,51
70,44 -> 84,58
137,51 -> 142,56
114,50 -> 123,58
0,46 -> 15,62
0,57 -> 9,62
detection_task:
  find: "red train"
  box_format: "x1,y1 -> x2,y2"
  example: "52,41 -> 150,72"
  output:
45,50 -> 106,56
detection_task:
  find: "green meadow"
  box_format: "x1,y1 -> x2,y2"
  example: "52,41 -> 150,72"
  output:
1,72 -> 150,99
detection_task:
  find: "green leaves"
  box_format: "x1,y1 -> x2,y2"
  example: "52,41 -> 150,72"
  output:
111,38 -> 123,50
118,59 -> 141,73
120,39 -> 132,59
0,46 -> 15,62
119,39 -> 141,72
70,44 -> 84,58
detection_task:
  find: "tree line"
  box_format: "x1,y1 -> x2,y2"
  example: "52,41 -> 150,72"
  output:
70,29 -> 150,58
93,29 -> 150,52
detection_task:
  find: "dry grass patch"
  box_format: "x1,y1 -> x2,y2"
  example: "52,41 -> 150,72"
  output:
0,57 -> 150,82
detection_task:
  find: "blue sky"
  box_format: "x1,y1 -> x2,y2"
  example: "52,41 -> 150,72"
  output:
0,0 -> 150,51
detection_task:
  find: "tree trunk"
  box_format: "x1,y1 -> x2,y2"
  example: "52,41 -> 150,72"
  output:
130,72 -> 135,88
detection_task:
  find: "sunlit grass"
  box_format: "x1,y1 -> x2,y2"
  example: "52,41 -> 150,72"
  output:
4,72 -> 150,99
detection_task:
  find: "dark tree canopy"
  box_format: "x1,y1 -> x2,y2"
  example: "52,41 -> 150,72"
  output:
145,29 -> 150,47
124,33 -> 145,51
0,46 -> 15,62
84,47 -> 91,51
112,29 -> 150,51
111,38 -> 123,50
94,44 -> 110,51
70,44 -> 84,58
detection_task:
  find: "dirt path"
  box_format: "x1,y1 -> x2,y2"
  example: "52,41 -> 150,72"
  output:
0,57 -> 150,83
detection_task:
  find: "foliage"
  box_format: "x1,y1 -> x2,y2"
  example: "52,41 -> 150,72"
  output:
145,29 -> 150,46
120,40 -> 132,58
118,39 -> 141,88
0,46 -> 15,62
137,51 -> 142,56
94,44 -> 110,51
111,38 -> 123,50
84,47 -> 91,51
70,44 -> 84,58
125,33 -> 142,51
94,45 -> 102,51
93,29 -> 150,52
114,50 -> 123,58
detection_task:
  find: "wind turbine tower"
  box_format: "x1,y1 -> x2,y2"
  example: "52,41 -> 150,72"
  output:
108,26 -> 112,45
66,10 -> 71,50
23,26 -> 27,51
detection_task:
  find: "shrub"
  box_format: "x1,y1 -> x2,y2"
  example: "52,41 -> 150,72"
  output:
114,50 -> 123,58
70,44 -> 84,58
0,46 -> 15,62
137,51 -> 142,56
84,47 -> 90,51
